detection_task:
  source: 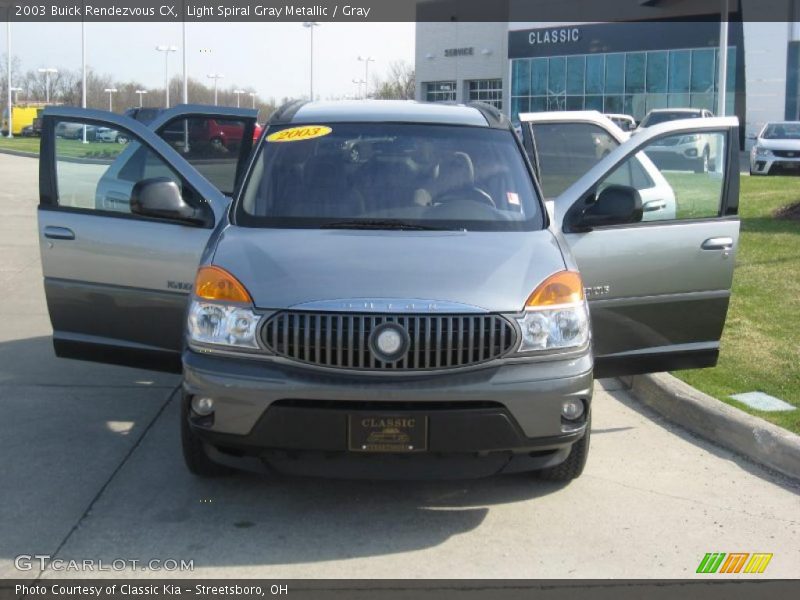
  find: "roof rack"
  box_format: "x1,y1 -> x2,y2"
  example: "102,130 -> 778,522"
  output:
268,100 -> 309,124
465,101 -> 509,129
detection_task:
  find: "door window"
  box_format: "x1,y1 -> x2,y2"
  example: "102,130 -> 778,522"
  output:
598,131 -> 727,222
530,122 -> 619,198
155,116 -> 249,196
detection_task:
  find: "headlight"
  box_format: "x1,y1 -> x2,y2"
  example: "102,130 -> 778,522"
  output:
513,271 -> 590,354
187,265 -> 261,351
188,300 -> 260,349
678,134 -> 700,144
755,146 -> 771,157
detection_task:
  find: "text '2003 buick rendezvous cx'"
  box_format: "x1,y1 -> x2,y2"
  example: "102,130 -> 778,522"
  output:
37,101 -> 741,481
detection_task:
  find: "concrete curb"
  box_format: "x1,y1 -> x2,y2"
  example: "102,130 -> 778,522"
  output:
623,372 -> 800,481
0,148 -> 39,159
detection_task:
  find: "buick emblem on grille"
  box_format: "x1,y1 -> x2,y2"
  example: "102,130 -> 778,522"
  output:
369,323 -> 410,363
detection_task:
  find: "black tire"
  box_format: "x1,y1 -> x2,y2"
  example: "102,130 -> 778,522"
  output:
694,147 -> 710,173
116,134 -> 128,144
181,392 -> 233,478
536,416 -> 591,482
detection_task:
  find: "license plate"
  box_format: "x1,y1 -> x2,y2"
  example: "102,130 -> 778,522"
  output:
348,414 -> 428,453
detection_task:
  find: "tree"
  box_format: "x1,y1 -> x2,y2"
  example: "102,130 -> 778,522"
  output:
372,61 -> 415,100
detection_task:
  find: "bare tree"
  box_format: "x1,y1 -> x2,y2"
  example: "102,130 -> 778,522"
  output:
372,61 -> 415,100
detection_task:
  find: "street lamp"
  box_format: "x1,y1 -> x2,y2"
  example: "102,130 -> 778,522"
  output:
135,89 -> 148,108
6,21 -> 12,138
103,88 -> 118,112
357,56 -> 375,99
207,73 -> 224,105
248,91 -> 256,108
37,68 -> 58,103
352,78 -> 365,99
10,87 -> 22,104
155,45 -> 177,107
303,22 -> 320,100
233,89 -> 246,108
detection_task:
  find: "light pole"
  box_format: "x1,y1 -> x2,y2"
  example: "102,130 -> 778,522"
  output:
352,78 -> 365,99
135,89 -> 148,108
357,56 -> 375,99
233,89 -> 246,108
6,20 -> 12,138
81,18 -> 87,142
248,92 -> 256,108
10,87 -> 21,104
717,0 -> 729,116
207,73 -> 224,105
37,68 -> 58,103
303,22 -> 319,100
182,22 -> 188,105
155,45 -> 177,107
104,88 -> 117,112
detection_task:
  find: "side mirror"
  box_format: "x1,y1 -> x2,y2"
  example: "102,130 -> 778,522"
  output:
571,184 -> 643,231
130,178 -> 207,225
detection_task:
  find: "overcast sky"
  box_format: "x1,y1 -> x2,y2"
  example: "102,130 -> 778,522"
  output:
3,21 -> 416,101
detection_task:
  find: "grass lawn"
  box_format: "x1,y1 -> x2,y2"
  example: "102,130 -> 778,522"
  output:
675,174 -> 800,433
0,136 -> 124,159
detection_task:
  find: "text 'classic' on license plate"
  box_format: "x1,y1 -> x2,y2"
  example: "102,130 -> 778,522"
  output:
348,414 -> 428,453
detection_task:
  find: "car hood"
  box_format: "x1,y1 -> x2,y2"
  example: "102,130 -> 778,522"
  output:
212,227 -> 566,312
756,138 -> 800,151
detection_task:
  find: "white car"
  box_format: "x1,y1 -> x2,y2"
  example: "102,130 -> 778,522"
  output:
605,113 -> 636,133
749,121 -> 800,175
96,127 -> 128,144
518,111 -> 677,221
636,108 -> 716,173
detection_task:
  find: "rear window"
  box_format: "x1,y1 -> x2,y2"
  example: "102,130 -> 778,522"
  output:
640,111 -> 703,127
236,123 -> 543,231
762,123 -> 800,139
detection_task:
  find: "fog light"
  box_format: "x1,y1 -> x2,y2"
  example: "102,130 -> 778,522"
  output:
561,399 -> 584,421
191,396 -> 215,416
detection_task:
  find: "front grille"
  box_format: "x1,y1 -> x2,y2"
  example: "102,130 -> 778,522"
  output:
772,150 -> 800,158
262,312 -> 518,370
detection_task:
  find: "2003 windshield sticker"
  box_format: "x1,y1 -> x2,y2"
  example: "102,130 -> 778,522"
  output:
267,126 -> 332,143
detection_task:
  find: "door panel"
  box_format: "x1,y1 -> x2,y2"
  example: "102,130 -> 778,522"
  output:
554,117 -> 741,376
38,108 -> 236,372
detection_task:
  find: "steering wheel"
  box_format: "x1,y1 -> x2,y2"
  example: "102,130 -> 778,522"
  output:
434,187 -> 496,208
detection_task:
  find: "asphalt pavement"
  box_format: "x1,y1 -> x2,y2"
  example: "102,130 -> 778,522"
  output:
0,152 -> 798,580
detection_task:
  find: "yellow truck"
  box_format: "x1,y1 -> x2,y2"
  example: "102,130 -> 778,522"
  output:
1,106 -> 40,136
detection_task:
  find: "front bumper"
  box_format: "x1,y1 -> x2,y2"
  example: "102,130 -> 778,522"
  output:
182,349 -> 593,477
750,152 -> 800,175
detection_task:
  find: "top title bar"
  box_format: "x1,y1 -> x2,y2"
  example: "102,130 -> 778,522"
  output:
1,0 -> 798,22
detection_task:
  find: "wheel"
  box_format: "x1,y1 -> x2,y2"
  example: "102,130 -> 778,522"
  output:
116,134 -> 128,144
181,392 -> 233,477
694,147 -> 710,173
536,416 -> 591,482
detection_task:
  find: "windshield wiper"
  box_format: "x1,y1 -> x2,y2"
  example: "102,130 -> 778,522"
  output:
320,219 -> 453,231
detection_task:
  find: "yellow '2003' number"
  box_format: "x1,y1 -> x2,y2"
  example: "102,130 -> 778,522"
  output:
266,125 -> 332,143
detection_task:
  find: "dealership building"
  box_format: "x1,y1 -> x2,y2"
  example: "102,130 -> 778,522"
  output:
415,4 -> 800,144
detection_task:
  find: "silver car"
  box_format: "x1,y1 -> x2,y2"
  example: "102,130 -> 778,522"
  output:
749,121 -> 800,175
37,101 -> 741,482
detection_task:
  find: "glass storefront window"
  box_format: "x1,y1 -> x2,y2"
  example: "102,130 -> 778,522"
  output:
585,95 -> 603,111
646,51 -> 668,93
566,95 -> 584,110
669,93 -> 691,108
532,58 -> 548,95
548,56 -> 566,95
468,79 -> 503,109
691,49 -> 715,93
604,95 -> 624,113
669,50 -> 691,92
586,55 -> 605,94
567,55 -> 585,95
424,81 -> 456,103
605,54 -> 625,94
512,60 -> 530,96
625,53 -> 646,93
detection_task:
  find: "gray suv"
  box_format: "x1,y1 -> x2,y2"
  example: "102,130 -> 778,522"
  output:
37,101 -> 741,482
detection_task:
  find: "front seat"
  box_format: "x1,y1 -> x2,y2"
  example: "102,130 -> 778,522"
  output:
433,152 -> 494,207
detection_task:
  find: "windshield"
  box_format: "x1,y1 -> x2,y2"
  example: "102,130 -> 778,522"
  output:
236,123 -> 543,231
762,123 -> 800,140
640,111 -> 702,128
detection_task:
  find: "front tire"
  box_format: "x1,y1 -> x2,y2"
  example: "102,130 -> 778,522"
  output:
536,416 -> 591,482
181,392 -> 233,478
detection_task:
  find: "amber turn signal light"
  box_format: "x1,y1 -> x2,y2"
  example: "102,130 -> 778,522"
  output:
525,271 -> 584,308
194,265 -> 252,303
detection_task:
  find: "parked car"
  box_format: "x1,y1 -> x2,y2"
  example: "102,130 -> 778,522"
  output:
95,127 -> 128,144
636,108 -> 717,172
20,118 -> 42,137
749,121 -> 800,175
604,113 -> 636,132
518,111 -> 676,220
37,102 -> 740,482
